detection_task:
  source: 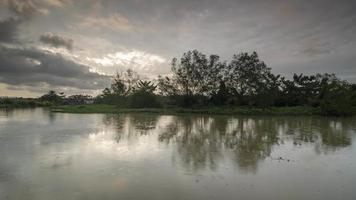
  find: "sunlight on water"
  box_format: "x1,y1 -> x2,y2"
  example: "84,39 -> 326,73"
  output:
0,108 -> 356,200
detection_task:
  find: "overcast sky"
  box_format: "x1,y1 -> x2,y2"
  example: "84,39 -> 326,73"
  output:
1,0 -> 356,97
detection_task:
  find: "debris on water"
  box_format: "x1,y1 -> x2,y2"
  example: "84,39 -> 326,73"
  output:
271,156 -> 295,162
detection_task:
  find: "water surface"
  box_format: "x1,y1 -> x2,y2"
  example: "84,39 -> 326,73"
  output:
0,108 -> 356,200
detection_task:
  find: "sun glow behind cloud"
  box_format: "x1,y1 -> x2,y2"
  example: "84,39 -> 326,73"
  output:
1,0 -> 356,97
86,50 -> 167,73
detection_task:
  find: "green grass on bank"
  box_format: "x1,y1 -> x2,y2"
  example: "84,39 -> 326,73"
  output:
51,104 -> 322,116
0,100 -> 53,108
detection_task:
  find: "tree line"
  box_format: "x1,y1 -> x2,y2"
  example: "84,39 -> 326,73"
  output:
39,50 -> 356,115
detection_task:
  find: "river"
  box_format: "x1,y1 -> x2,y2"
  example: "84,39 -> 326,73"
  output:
0,108 -> 355,200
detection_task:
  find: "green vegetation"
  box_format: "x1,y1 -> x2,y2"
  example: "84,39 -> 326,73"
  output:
51,104 -> 116,113
3,50 -> 356,116
0,97 -> 52,108
92,50 -> 356,116
52,104 -> 321,116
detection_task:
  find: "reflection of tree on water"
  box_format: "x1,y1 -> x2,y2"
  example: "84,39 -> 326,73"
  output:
224,118 -> 280,173
282,117 -> 353,153
103,114 -> 159,143
102,114 -> 354,173
316,118 -> 353,153
158,116 -> 354,173
159,117 -> 224,171
158,116 -> 280,173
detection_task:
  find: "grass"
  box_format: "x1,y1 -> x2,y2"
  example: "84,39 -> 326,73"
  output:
0,104 -> 42,108
0,101 -> 52,108
51,104 -> 322,116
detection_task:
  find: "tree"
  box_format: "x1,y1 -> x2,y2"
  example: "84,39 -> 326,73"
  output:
91,50 -> 356,116
158,50 -> 224,107
97,69 -> 140,105
290,73 -> 320,106
157,75 -> 180,96
39,90 -> 65,104
111,73 -> 126,96
129,80 -> 160,108
253,73 -> 283,107
318,74 -> 356,115
133,80 -> 156,93
66,95 -> 93,105
210,81 -> 230,105
102,87 -> 112,96
111,69 -> 139,97
171,50 -> 207,96
225,52 -> 273,105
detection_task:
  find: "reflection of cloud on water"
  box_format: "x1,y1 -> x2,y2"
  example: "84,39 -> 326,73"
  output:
1,109 -> 356,199
87,129 -> 161,158
2,110 -> 354,176
4,110 -> 355,176
112,177 -> 127,191
97,114 -> 356,173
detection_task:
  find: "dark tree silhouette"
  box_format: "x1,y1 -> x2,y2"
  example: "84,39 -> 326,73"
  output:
35,50 -> 355,116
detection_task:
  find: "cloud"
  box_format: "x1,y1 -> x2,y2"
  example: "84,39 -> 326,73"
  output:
5,0 -> 49,18
86,50 -> 168,75
88,51 -> 166,67
299,39 -> 331,57
1,0 -> 72,18
0,17 -> 22,44
2,0 -> 356,97
79,13 -> 133,32
0,46 -> 111,91
43,0 -> 72,7
300,46 -> 330,57
39,33 -> 73,50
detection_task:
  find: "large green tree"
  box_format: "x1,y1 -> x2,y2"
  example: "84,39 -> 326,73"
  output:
225,52 -> 277,105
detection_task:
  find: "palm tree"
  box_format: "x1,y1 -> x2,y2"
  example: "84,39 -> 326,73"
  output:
134,80 -> 157,93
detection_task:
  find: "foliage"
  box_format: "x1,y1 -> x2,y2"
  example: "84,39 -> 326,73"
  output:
158,50 -> 224,107
0,97 -> 52,107
319,81 -> 356,116
155,50 -> 355,115
39,90 -> 65,104
225,52 -> 272,104
36,50 -> 356,116
65,95 -> 93,105
96,69 -> 140,105
51,104 -> 320,116
129,80 -> 161,108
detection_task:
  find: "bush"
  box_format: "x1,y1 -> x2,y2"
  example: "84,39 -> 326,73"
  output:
320,85 -> 356,116
129,90 -> 161,108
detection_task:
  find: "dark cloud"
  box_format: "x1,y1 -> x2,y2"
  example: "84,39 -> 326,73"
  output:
1,0 -> 356,96
0,46 -> 111,90
0,17 -> 21,43
39,33 -> 73,50
0,0 -> 45,45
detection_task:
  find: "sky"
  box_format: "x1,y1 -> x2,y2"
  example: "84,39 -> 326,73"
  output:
0,0 -> 356,97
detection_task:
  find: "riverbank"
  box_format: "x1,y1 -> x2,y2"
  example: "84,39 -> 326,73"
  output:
0,101 -> 51,108
51,104 -> 323,116
0,104 -> 42,109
